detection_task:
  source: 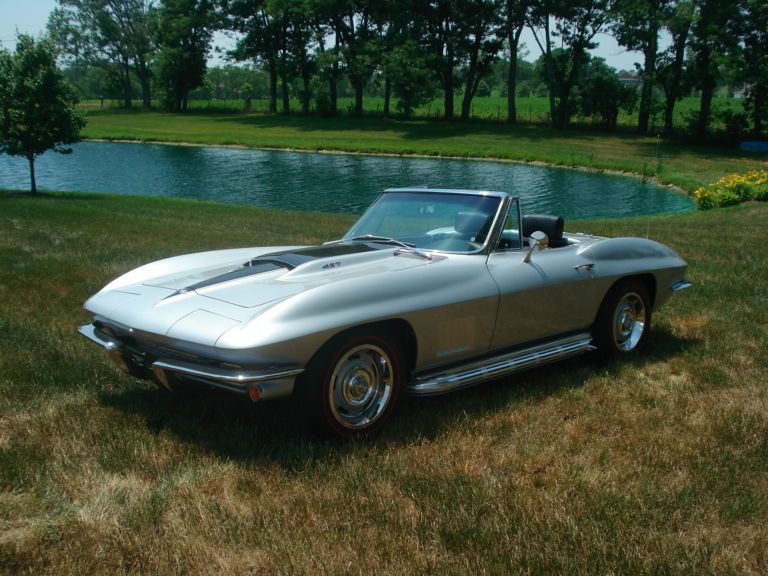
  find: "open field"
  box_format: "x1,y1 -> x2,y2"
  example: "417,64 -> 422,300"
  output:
84,95 -> 744,130
1,191 -> 767,574
80,109 -> 768,193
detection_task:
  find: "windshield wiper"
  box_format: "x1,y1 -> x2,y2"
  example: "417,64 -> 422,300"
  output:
325,235 -> 434,261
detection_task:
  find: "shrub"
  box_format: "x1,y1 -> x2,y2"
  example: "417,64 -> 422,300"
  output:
694,170 -> 768,209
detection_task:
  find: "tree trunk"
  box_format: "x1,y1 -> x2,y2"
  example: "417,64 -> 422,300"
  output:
301,69 -> 311,114
696,47 -> 715,140
698,78 -> 715,140
638,37 -> 658,134
123,71 -> 132,109
383,76 -> 391,118
281,74 -> 290,114
136,60 -> 151,109
460,33 -> 482,122
329,69 -> 338,116
353,81 -> 364,116
268,61 -> 278,114
443,73 -> 454,121
28,155 -> 37,194
663,25 -> 689,135
542,20 -> 557,127
443,40 -> 455,121
121,58 -> 132,109
506,28 -> 523,124
141,78 -> 151,109
329,34 -> 339,116
752,83 -> 765,139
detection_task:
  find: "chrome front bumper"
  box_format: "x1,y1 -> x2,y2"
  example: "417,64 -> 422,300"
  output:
670,279 -> 693,292
78,323 -> 303,401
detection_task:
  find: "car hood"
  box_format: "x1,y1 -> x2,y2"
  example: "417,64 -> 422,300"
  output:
84,243 -> 437,345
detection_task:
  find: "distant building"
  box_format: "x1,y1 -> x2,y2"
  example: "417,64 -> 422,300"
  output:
618,72 -> 642,88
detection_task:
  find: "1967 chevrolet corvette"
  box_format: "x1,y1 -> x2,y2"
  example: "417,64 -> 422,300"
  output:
79,188 -> 691,437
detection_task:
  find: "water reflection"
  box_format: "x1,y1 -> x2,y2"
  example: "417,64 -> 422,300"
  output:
0,141 -> 694,218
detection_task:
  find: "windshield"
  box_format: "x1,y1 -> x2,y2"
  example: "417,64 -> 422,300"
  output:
343,191 -> 504,253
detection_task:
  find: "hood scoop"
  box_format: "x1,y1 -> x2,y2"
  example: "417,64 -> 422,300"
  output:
167,261 -> 284,298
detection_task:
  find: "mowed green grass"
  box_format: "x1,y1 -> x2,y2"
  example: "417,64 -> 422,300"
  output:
1,191 -> 767,574
87,95 -> 742,129
80,108 -> 768,193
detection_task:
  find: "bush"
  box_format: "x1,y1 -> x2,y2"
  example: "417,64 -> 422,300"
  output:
694,170 -> 768,209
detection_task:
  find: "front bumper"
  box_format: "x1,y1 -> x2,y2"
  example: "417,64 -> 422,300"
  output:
78,323 -> 303,401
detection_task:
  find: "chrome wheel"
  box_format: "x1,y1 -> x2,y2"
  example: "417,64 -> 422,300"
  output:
612,292 -> 646,351
327,344 -> 394,430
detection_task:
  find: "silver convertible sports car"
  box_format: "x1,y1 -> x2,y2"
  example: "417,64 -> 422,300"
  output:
79,188 -> 692,438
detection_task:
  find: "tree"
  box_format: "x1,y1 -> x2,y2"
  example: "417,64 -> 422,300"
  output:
530,0 -> 613,129
156,0 -> 216,112
688,0 -> 739,140
384,40 -> 436,117
0,35 -> 86,194
418,0 -> 463,121
576,57 -> 637,130
458,0 -> 504,121
504,0 -> 533,124
228,0 -> 315,115
611,0 -> 671,134
735,0 -> 768,138
657,0 -> 693,135
228,0 -> 282,113
334,1 -> 380,116
48,0 -> 155,109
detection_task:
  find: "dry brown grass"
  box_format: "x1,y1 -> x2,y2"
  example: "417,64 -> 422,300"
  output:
1,193 -> 767,575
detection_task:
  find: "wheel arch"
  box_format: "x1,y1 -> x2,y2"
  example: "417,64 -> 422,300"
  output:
303,318 -> 418,377
600,273 -> 657,312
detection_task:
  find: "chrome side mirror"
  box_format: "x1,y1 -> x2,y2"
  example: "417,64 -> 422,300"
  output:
523,230 -> 549,263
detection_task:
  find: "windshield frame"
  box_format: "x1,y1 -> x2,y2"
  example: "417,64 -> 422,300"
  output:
342,188 -> 512,255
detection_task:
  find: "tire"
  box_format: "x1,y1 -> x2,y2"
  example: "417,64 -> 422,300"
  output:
593,280 -> 652,357
297,329 -> 404,439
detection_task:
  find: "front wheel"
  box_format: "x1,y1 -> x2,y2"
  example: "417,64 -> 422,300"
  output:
298,330 -> 404,438
593,280 -> 652,357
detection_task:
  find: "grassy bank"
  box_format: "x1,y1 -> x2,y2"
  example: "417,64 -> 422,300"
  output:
80,109 -> 768,193
1,191 -> 767,574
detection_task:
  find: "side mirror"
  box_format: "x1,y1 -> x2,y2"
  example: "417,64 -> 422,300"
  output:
523,230 -> 549,263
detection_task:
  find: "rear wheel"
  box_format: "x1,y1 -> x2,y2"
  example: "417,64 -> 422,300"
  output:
594,280 -> 652,357
298,329 -> 403,438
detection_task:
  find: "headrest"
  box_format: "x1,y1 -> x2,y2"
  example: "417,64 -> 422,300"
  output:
455,212 -> 489,235
522,214 -> 564,242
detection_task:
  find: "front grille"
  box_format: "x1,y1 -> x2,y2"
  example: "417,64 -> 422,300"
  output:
95,321 -> 228,370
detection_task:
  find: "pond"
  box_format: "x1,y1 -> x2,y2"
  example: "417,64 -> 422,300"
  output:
0,141 -> 694,218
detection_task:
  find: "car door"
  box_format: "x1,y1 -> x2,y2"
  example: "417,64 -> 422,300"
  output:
486,201 -> 603,350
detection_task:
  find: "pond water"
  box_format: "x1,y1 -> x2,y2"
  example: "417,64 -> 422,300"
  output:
0,141 -> 694,218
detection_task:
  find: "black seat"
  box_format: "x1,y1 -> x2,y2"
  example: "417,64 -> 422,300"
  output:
522,214 -> 566,247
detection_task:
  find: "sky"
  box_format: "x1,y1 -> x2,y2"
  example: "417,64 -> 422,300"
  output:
1,0 -> 645,72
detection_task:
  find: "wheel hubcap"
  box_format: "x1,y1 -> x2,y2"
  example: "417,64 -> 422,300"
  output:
329,344 -> 393,430
612,292 -> 646,351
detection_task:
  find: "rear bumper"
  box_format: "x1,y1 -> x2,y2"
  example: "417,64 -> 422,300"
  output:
78,323 -> 302,400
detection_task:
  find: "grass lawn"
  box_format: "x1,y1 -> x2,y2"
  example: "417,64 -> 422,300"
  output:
80,108 -> 768,193
1,191 -> 767,574
86,95 -> 743,129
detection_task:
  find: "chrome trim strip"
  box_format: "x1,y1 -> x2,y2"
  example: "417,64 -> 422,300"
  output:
151,359 -> 303,387
410,333 -> 595,396
670,280 -> 693,292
